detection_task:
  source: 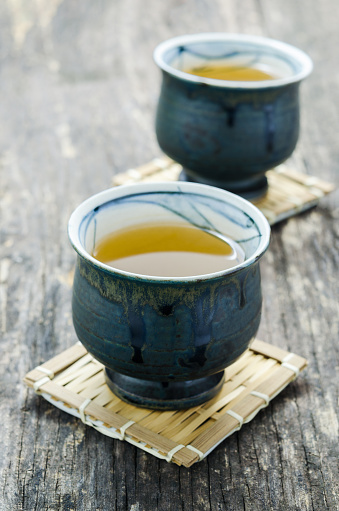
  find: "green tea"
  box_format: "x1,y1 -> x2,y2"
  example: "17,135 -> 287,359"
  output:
184,64 -> 276,81
92,222 -> 245,277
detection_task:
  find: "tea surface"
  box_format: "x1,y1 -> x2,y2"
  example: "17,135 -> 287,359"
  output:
92,222 -> 245,277
184,64 -> 276,81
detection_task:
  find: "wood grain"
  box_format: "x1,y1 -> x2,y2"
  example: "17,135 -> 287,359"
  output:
0,0 -> 338,509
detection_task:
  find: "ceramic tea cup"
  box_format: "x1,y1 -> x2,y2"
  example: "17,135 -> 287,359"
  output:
68,182 -> 270,410
154,33 -> 313,198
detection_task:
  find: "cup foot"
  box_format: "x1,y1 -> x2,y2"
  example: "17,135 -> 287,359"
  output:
105,369 -> 225,410
179,169 -> 268,200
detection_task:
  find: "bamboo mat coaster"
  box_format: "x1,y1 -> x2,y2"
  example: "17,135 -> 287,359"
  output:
24,339 -> 307,468
112,157 -> 335,225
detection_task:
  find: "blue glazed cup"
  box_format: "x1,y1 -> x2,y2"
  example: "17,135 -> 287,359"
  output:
154,33 -> 312,198
68,182 -> 270,409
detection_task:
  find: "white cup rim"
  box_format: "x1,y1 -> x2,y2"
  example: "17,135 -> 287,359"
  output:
153,32 -> 313,89
68,182 -> 271,283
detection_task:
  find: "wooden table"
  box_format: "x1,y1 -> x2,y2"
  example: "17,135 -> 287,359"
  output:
1,1 -> 338,510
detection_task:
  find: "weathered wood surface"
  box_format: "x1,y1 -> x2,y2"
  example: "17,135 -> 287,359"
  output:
0,1 -> 338,510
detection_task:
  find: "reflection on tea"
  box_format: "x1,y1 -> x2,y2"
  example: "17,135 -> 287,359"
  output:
184,64 -> 276,81
92,222 -> 245,277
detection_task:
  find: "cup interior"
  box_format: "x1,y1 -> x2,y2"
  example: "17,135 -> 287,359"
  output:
154,33 -> 313,88
69,182 -> 270,281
